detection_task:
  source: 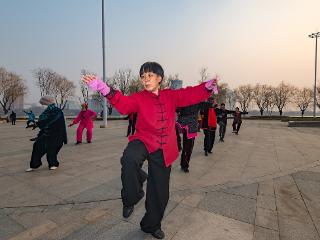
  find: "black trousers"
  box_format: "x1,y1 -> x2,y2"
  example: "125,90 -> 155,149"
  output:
218,121 -> 227,139
232,121 -> 242,133
30,136 -> 62,168
11,119 -> 16,125
127,119 -> 136,136
121,140 -> 171,233
203,129 -> 216,152
180,130 -> 195,170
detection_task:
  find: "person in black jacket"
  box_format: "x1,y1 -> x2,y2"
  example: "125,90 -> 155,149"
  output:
10,111 -> 17,125
215,103 -> 235,142
176,103 -> 201,172
126,112 -> 137,137
232,107 -> 248,134
26,96 -> 67,172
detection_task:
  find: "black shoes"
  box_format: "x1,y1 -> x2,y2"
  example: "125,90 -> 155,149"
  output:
219,138 -> 224,142
142,228 -> 165,239
181,167 -> 189,173
208,150 -> 213,154
205,151 -> 208,156
75,141 -> 82,145
123,205 -> 134,218
151,229 -> 165,239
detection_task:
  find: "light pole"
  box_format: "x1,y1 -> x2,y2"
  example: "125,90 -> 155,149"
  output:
100,0 -> 107,127
309,32 -> 320,118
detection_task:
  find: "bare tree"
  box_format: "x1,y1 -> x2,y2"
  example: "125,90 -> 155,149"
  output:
226,89 -> 237,110
253,84 -> 273,116
33,68 -> 57,96
235,84 -> 253,112
0,67 -> 27,114
263,86 -> 275,116
317,85 -> 320,109
51,75 -> 76,110
199,67 -> 209,83
293,87 -> 313,117
79,69 -> 93,104
34,68 -> 75,109
215,82 -> 229,104
108,69 -> 133,95
128,75 -> 144,94
273,81 -> 294,116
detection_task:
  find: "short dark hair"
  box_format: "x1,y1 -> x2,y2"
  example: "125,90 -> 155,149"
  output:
139,62 -> 164,80
220,103 -> 225,106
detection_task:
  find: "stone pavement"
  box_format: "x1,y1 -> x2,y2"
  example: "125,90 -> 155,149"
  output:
1,120 -> 320,240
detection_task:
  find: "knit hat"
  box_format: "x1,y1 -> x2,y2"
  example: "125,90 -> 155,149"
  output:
39,96 -> 55,106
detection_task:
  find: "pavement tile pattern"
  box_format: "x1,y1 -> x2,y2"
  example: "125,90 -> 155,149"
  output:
1,120 -> 320,239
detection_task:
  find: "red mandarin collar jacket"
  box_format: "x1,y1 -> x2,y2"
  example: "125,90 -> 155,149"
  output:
106,83 -> 211,167
72,109 -> 97,128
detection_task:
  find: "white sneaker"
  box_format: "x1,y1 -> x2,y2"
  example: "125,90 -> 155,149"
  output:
25,168 -> 35,172
49,166 -> 58,170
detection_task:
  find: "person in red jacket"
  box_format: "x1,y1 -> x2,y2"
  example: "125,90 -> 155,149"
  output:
68,103 -> 97,144
126,112 -> 137,137
82,62 -> 218,239
200,97 -> 218,156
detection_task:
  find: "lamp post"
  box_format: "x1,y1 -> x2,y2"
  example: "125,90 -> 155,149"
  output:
308,32 -> 320,118
100,0 -> 107,127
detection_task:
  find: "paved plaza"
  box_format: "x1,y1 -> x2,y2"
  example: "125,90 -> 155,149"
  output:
1,119 -> 320,240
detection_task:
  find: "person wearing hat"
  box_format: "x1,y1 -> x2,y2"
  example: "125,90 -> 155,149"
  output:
26,96 -> 67,172
82,62 -> 218,239
68,103 -> 97,144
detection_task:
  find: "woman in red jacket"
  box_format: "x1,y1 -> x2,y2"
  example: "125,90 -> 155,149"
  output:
83,62 -> 218,239
200,97 -> 218,156
68,103 -> 97,144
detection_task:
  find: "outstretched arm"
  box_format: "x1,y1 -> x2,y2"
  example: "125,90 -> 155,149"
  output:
69,111 -> 82,127
82,75 -> 139,115
226,110 -> 235,114
173,79 -> 218,108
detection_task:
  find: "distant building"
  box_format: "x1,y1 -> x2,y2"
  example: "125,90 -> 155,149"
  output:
11,95 -> 24,110
170,79 -> 183,89
65,100 -> 80,110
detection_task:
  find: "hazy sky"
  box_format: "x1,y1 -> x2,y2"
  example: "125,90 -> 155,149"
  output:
1,0 -> 320,104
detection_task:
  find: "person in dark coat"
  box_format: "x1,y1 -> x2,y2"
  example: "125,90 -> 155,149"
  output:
232,107 -> 248,135
215,103 -> 235,142
126,112 -> 138,137
200,97 -> 218,156
26,96 -> 67,172
10,111 -> 17,125
176,104 -> 201,172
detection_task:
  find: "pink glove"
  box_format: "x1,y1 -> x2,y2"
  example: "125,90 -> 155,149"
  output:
205,79 -> 219,94
87,78 -> 110,96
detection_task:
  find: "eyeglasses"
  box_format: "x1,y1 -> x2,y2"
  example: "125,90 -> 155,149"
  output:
140,73 -> 156,81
